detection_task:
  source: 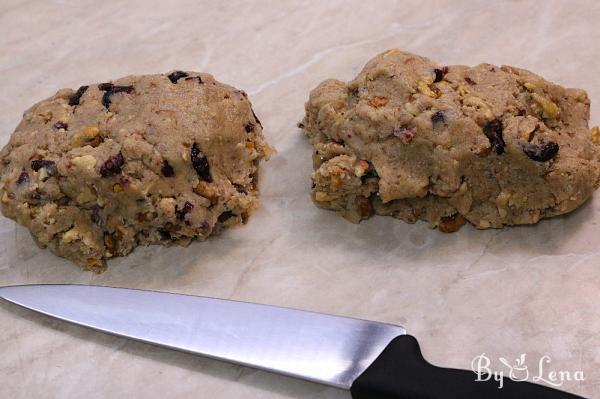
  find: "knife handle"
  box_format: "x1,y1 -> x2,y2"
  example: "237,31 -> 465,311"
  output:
350,335 -> 586,399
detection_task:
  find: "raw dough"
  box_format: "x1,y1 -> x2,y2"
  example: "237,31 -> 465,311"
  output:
0,71 -> 272,271
302,49 -> 600,231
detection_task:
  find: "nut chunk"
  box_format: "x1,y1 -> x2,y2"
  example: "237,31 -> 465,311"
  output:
0,72 -> 272,271
302,49 -> 600,231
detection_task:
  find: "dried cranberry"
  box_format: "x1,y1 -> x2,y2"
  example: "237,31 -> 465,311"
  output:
483,119 -> 506,155
233,183 -> 247,194
184,76 -> 203,84
98,83 -> 114,91
100,85 -> 134,109
158,229 -> 172,240
161,160 -> 175,177
244,122 -> 255,133
191,143 -> 212,182
433,68 -> 445,83
442,66 -> 449,74
16,171 -> 29,185
168,71 -> 188,83
31,159 -> 56,174
53,121 -> 68,130
522,141 -> 559,162
100,152 -> 124,177
431,111 -> 446,128
68,85 -> 89,106
393,126 -> 416,143
175,201 -> 194,222
251,109 -> 262,127
114,85 -> 134,93
90,207 -> 103,226
218,211 -> 234,223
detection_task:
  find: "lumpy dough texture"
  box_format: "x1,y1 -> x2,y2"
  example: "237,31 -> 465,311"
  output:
0,72 -> 272,271
303,50 -> 600,231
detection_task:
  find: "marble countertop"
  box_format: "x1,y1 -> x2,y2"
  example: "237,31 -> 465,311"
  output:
1,0 -> 599,397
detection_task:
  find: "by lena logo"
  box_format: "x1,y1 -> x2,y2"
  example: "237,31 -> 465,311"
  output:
471,353 -> 584,389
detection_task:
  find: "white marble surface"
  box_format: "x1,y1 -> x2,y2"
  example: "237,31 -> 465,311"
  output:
1,0 -> 599,397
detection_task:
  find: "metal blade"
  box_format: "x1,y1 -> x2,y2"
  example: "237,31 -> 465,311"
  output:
0,285 -> 405,389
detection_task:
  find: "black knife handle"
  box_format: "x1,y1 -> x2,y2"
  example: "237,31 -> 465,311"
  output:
350,335 -> 586,399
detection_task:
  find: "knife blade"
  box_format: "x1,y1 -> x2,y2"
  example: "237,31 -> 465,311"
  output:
0,285 -> 585,399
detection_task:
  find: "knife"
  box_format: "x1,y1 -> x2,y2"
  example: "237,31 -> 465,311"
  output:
0,285 -> 584,399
